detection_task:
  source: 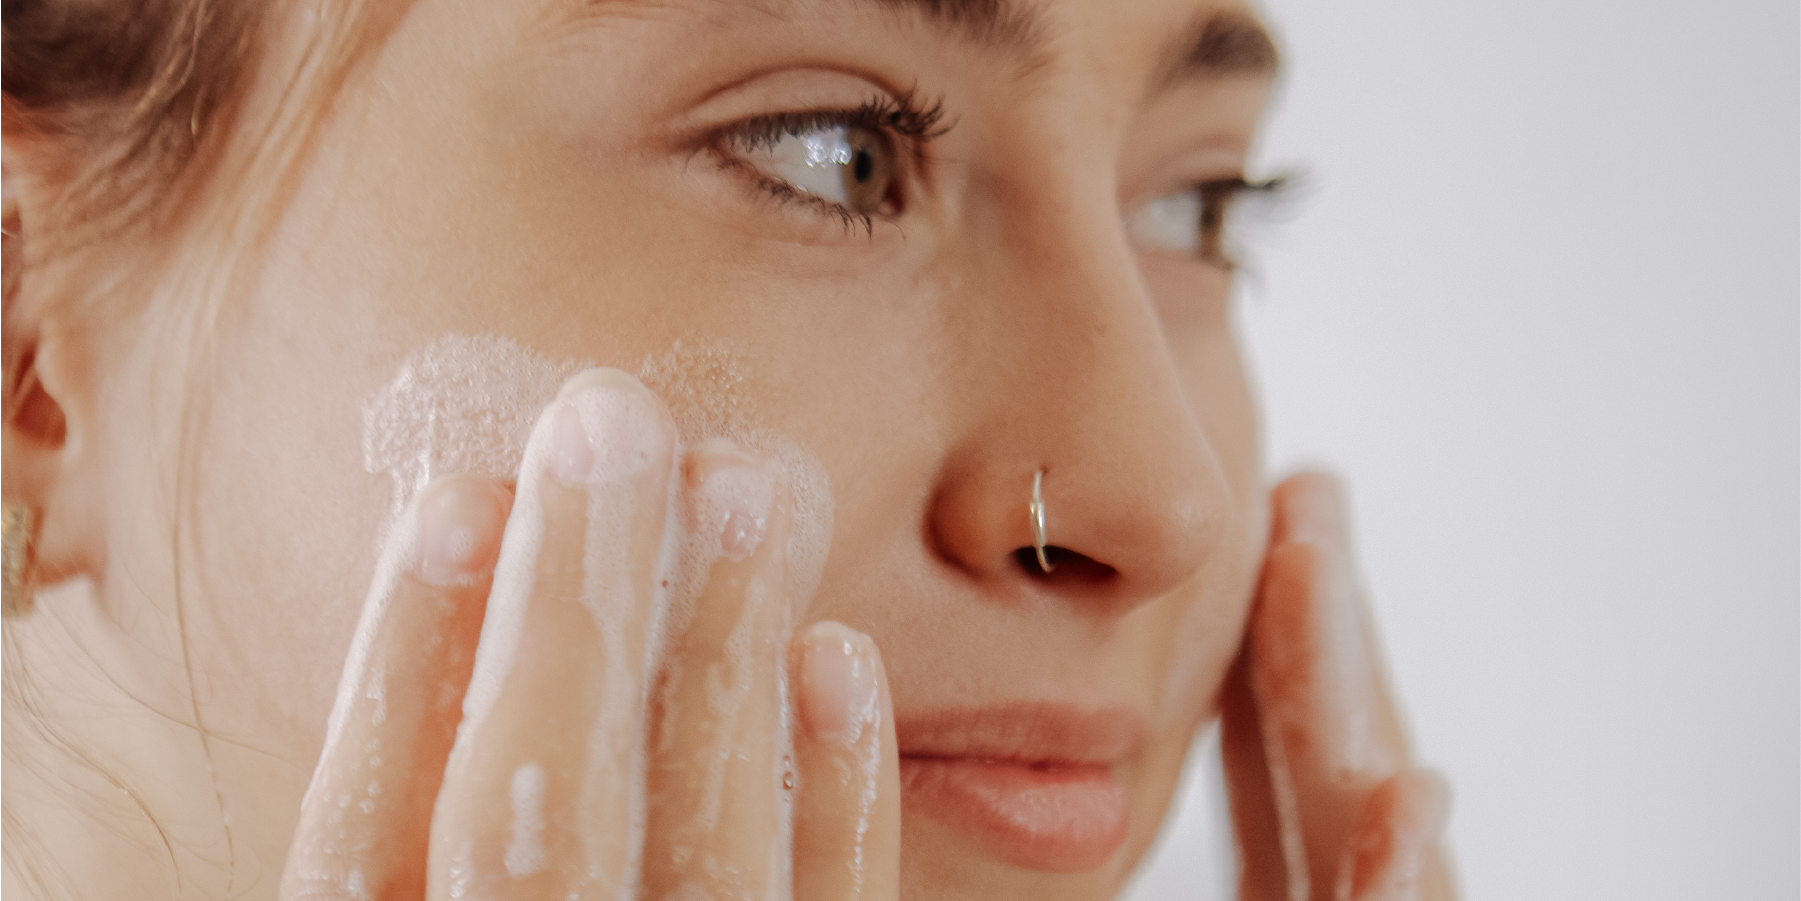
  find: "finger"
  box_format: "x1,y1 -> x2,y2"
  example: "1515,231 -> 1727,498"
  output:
1250,473 -> 1413,898
428,368 -> 678,901
1219,648 -> 1300,901
1336,769 -> 1450,901
281,475 -> 510,900
641,444 -> 793,900
791,621 -> 901,901
1259,474 -> 1407,784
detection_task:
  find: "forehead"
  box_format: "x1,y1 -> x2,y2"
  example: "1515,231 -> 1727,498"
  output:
552,0 -> 1278,85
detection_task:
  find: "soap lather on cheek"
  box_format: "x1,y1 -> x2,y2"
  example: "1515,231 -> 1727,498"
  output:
640,339 -> 833,610
363,332 -> 834,611
362,333 -> 591,520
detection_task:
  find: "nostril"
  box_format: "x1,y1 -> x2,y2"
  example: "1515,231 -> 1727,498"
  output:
1013,546 -> 1118,585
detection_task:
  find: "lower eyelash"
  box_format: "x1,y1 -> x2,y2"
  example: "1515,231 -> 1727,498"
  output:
714,153 -> 877,237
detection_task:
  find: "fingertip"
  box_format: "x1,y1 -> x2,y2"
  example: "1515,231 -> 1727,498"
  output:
791,620 -> 899,901
796,620 -> 881,746
555,365 -> 651,401
1271,469 -> 1350,547
541,371 -> 677,489
1274,468 -> 1341,497
685,441 -> 786,563
412,474 -> 513,588
554,367 -> 677,440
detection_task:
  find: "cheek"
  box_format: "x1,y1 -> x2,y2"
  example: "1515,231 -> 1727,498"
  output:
361,332 -> 836,614
1152,546 -> 1260,729
364,333 -> 593,520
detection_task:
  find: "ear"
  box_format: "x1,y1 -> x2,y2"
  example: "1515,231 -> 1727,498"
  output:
4,107 -> 106,587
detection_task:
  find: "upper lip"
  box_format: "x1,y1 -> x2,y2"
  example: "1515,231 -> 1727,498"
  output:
894,701 -> 1148,767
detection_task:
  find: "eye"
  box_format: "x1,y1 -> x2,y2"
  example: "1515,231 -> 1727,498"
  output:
1126,177 -> 1286,267
738,123 -> 897,216
713,92 -> 945,231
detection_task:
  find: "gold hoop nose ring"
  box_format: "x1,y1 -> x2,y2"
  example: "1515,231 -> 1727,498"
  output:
1029,470 -> 1054,573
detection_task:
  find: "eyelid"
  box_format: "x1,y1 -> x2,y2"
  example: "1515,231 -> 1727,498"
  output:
724,91 -> 948,144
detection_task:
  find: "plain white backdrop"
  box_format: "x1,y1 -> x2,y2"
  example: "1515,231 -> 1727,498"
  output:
1124,0 -> 1800,899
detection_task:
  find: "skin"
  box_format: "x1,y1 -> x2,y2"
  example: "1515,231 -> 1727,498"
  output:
1,0 -> 1454,898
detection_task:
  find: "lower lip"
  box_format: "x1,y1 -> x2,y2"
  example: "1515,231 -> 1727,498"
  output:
900,757 -> 1129,872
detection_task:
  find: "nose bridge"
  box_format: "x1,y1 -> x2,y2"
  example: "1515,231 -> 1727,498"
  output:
930,174 -> 1231,605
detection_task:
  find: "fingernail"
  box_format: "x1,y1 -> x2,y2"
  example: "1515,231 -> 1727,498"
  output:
543,368 -> 667,485
799,622 -> 878,746
688,440 -> 774,561
414,476 -> 510,587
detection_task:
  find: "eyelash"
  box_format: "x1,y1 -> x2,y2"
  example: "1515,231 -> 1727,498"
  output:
1193,174 -> 1290,270
712,90 -> 948,234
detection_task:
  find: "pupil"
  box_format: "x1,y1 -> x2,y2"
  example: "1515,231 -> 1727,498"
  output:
853,150 -> 873,183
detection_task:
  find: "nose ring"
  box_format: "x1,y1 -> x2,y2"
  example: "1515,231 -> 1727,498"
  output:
1029,470 -> 1054,573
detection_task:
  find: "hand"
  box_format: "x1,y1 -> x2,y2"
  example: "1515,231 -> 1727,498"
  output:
277,368 -> 901,901
1222,473 -> 1457,901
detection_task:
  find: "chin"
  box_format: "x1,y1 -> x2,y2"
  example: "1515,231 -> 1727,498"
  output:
896,811 -> 1161,901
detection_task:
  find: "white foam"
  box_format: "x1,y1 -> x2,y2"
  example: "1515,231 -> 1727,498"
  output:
344,867 -> 369,901
362,333 -> 590,523
640,338 -> 834,618
359,333 -> 834,673
357,334 -> 833,892
505,763 -> 548,878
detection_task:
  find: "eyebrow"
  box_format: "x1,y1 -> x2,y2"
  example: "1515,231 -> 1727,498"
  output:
862,0 -> 1047,59
1156,9 -> 1281,88
867,0 -> 1277,84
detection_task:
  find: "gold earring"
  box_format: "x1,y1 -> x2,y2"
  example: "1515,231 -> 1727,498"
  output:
4,503 -> 36,617
1029,470 -> 1054,574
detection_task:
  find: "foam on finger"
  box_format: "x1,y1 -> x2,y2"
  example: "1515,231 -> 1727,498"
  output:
361,333 -> 835,623
460,369 -> 673,729
363,340 -> 839,894
439,368 -> 678,899
287,477 -> 501,900
641,443 -> 799,901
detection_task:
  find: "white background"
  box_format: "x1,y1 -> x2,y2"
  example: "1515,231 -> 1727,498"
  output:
1126,0 -> 1799,898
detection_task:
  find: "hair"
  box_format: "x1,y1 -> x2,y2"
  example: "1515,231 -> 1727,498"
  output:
3,1 -> 406,895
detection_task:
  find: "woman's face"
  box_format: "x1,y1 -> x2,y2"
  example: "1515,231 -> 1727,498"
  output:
148,0 -> 1276,895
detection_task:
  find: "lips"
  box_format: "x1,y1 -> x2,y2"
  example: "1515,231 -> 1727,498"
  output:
895,703 -> 1147,872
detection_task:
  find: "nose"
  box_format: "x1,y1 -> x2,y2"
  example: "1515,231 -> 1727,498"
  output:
927,186 -> 1236,610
